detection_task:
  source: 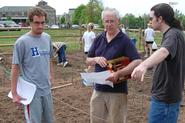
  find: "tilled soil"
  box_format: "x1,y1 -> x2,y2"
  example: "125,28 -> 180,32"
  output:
0,52 -> 184,123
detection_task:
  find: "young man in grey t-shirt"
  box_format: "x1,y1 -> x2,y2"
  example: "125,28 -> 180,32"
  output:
11,7 -> 54,123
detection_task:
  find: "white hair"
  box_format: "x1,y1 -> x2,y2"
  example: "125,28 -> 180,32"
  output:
101,7 -> 120,20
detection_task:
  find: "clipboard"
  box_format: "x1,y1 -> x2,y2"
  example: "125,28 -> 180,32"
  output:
8,77 -> 36,105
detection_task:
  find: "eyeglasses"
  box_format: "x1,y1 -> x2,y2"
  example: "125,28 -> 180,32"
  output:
32,21 -> 45,25
103,20 -> 115,24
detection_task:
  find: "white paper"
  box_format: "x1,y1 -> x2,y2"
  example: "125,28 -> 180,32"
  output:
8,77 -> 36,105
80,70 -> 113,87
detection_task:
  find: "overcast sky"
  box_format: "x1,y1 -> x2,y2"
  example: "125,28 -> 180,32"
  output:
0,0 -> 184,16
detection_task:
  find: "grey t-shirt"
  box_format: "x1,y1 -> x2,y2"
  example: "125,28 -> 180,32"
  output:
12,32 -> 53,96
152,28 -> 185,103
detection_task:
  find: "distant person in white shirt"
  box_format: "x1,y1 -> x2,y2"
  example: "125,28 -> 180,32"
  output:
144,22 -> 155,57
120,24 -> 126,34
82,23 -> 96,72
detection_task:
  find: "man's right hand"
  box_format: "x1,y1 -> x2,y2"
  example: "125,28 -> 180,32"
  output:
12,93 -> 26,104
95,57 -> 107,68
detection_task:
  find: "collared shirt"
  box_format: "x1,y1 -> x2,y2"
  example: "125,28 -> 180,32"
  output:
88,30 -> 140,93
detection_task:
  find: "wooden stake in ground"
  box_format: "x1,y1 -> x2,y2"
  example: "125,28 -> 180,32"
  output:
51,83 -> 72,90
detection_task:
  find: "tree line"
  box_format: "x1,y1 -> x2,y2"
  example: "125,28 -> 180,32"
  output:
60,0 -> 185,29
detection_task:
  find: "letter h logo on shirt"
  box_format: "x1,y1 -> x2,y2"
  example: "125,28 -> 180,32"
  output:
31,47 -> 40,57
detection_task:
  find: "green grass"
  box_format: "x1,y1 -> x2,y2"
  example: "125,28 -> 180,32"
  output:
0,29 -> 163,53
0,29 -> 85,53
0,29 -> 82,43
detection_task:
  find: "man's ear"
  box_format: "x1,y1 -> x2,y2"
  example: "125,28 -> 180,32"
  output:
158,16 -> 163,23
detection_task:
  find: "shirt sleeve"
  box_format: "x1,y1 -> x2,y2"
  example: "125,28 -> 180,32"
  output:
162,33 -> 177,60
124,38 -> 140,61
12,39 -> 24,65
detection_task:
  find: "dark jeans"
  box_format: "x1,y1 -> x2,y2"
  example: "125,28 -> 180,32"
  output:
58,45 -> 67,63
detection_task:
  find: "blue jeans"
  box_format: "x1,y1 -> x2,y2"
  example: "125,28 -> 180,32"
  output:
58,45 -> 67,63
149,97 -> 180,123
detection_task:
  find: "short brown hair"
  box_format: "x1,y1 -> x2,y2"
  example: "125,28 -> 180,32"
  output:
28,7 -> 47,22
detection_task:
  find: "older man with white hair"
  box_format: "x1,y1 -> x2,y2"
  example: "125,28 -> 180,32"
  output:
86,7 -> 142,123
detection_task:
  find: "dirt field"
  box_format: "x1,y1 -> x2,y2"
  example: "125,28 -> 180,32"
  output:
0,51 -> 184,123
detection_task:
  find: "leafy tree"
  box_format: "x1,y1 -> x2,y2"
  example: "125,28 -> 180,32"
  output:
174,9 -> 185,29
180,16 -> 185,29
72,4 -> 87,24
121,14 -> 138,29
60,16 -> 65,24
86,0 -> 103,24
6,16 -> 12,20
72,0 -> 103,25
72,1 -> 185,29
121,13 -> 150,29
141,14 -> 150,29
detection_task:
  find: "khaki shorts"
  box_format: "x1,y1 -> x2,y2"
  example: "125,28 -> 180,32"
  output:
90,90 -> 127,123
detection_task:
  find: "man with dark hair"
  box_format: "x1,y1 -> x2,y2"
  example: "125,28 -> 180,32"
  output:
131,3 -> 185,123
11,7 -> 54,123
